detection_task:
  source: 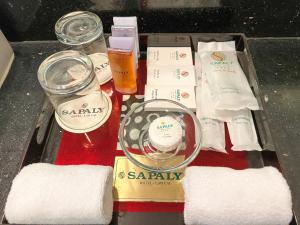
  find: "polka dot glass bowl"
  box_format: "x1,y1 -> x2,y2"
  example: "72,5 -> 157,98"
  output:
118,99 -> 202,172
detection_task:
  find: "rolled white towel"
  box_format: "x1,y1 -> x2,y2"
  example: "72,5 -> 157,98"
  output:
184,166 -> 292,225
5,163 -> 113,224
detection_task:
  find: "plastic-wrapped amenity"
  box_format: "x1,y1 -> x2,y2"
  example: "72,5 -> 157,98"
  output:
197,41 -> 259,111
227,109 -> 262,151
199,118 -> 226,153
195,72 -> 244,122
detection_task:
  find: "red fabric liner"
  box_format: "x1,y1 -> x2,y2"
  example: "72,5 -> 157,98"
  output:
55,60 -> 248,213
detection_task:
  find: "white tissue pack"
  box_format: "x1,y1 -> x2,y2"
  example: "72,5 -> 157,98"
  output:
147,47 -> 193,67
144,85 -> 196,111
147,66 -> 196,86
198,41 -> 259,111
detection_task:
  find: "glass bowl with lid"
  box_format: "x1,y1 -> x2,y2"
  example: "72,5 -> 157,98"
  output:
119,99 -> 202,172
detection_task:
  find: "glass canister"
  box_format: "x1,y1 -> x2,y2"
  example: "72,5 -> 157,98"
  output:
55,11 -> 112,85
37,50 -> 112,133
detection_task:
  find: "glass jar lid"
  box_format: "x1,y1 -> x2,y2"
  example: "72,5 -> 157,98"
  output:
119,99 -> 202,173
55,11 -> 103,46
37,50 -> 94,95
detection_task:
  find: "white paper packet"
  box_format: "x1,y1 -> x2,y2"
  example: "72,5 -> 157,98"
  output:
227,109 -> 262,151
198,41 -> 259,111
198,118 -> 227,153
147,66 -> 196,86
144,85 -> 196,111
147,47 -> 193,67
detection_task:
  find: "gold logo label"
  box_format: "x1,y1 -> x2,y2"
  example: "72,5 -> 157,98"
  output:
181,92 -> 189,99
179,53 -> 187,58
113,155 -> 184,202
181,71 -> 189,77
211,52 -> 225,61
118,171 -> 126,179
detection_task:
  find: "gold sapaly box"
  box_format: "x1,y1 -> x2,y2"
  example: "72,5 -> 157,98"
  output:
113,155 -> 185,202
0,31 -> 14,88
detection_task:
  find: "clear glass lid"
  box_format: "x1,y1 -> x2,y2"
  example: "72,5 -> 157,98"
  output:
55,11 -> 103,45
37,50 -> 94,95
119,99 -> 202,172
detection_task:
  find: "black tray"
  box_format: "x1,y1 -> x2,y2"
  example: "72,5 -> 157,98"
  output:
1,33 -> 295,225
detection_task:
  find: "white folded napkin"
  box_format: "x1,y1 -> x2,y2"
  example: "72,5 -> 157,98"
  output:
183,166 -> 292,225
5,163 -> 113,224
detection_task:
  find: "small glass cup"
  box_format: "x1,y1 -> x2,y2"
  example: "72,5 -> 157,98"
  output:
55,11 -> 112,86
37,50 -> 110,133
55,11 -> 107,54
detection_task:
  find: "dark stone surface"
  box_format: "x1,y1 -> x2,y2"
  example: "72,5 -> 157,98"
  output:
0,0 -> 300,41
0,41 -> 64,218
248,38 -> 300,222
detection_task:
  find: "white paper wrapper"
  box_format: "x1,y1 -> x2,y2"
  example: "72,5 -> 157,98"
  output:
144,85 -> 196,111
147,47 -> 193,67
147,66 -> 196,86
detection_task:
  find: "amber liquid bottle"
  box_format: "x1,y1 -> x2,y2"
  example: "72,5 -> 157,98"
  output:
108,48 -> 137,94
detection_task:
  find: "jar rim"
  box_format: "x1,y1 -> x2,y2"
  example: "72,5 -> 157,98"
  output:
37,50 -> 95,95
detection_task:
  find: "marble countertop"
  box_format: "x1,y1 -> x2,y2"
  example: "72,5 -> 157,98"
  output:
248,37 -> 300,222
0,41 -> 63,218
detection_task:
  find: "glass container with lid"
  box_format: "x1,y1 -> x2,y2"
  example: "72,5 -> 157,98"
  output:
119,99 -> 202,172
55,11 -> 111,85
38,50 -> 111,133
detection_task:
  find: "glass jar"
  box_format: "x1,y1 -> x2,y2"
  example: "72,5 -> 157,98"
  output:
38,50 -> 111,133
55,11 -> 107,54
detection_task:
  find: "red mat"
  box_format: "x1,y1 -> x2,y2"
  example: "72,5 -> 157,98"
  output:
55,60 -> 248,213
